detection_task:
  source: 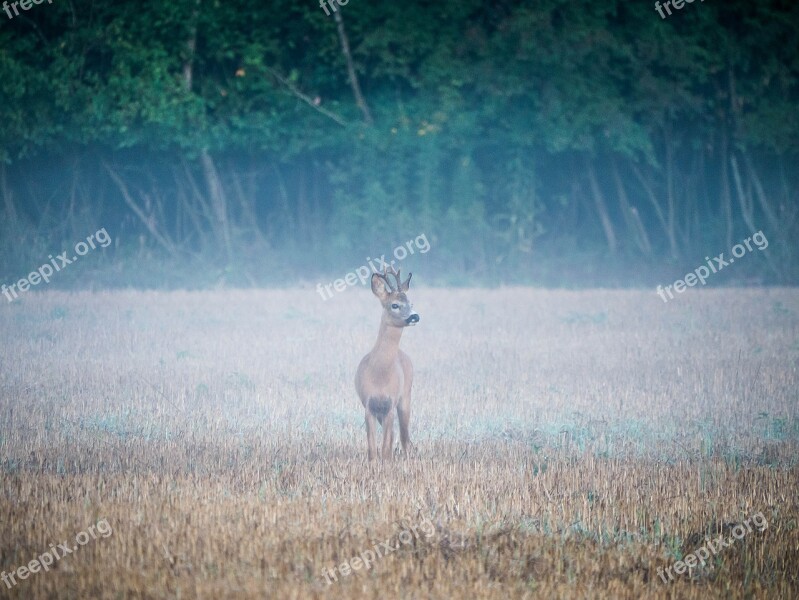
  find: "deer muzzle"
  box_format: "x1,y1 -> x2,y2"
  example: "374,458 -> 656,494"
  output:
405,313 -> 420,325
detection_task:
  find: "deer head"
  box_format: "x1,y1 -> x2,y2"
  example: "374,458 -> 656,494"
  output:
370,265 -> 420,327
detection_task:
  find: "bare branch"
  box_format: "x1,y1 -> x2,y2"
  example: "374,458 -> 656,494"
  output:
265,67 -> 348,127
103,162 -> 178,258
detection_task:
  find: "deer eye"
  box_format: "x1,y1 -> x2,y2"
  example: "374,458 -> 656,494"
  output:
391,303 -> 399,310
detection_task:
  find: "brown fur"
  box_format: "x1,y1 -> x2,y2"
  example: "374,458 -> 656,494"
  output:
355,266 -> 419,460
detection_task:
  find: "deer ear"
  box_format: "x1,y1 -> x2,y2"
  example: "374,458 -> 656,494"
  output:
401,273 -> 412,292
371,273 -> 390,301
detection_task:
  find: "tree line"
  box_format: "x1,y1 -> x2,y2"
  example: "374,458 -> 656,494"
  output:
0,0 -> 797,287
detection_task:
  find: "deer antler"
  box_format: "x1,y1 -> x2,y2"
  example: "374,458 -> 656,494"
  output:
376,267 -> 395,292
386,265 -> 403,292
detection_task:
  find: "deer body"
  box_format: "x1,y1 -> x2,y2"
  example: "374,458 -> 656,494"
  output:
355,267 -> 419,460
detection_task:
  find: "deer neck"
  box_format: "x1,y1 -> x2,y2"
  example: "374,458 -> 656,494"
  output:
369,316 -> 404,369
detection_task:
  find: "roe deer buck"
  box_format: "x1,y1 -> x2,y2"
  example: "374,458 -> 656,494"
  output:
355,266 -> 419,460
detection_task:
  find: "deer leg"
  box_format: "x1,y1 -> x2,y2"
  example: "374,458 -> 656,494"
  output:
381,410 -> 395,460
398,397 -> 412,454
365,410 -> 378,461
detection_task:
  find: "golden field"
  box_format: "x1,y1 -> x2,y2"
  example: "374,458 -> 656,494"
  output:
0,286 -> 797,599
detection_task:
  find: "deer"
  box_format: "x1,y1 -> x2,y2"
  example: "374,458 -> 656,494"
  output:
355,265 -> 419,460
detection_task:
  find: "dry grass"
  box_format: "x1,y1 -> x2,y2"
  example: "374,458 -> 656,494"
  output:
0,286 -> 797,599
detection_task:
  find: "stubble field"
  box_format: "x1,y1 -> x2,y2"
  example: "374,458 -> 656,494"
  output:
0,286 -> 798,599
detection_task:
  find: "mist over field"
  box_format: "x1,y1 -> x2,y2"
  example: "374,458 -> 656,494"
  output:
1,0 -> 798,598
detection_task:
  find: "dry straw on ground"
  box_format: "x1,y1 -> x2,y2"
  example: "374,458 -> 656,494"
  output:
0,287 -> 797,598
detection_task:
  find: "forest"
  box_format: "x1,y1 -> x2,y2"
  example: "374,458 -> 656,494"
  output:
0,0 -> 797,287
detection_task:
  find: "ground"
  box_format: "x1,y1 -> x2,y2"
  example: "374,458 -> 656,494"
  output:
0,286 -> 797,599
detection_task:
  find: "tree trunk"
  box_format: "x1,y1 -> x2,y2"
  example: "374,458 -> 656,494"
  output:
630,162 -> 677,259
182,0 -> 201,94
182,0 -> 232,262
720,129 -> 733,249
333,11 -> 373,125
587,160 -> 617,254
612,157 -> 651,256
1,162 -> 17,225
200,150 -> 233,262
731,154 -> 781,279
741,150 -> 780,235
664,128 -> 677,249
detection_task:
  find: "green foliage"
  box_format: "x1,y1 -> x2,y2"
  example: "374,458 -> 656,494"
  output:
0,0 -> 797,285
